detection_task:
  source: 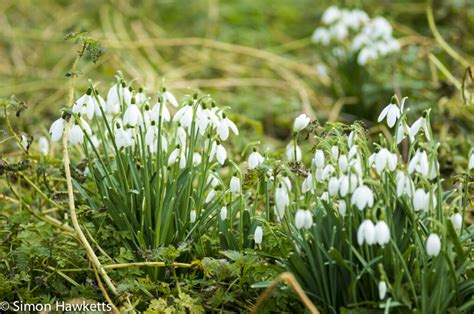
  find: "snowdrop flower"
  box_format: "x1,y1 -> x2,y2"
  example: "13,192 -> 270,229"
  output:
229,176 -> 241,194
190,210 -> 197,223
205,189 -> 216,204
322,165 -> 335,180
339,174 -> 359,197
302,173 -> 315,194
338,200 -> 347,216
374,221 -> 390,246
408,150 -> 429,177
286,143 -> 302,161
377,102 -> 400,128
220,206 -> 227,221
469,152 -> 474,170
351,184 -> 374,210
49,118 -> 66,142
295,209 -> 313,230
396,171 -> 414,197
106,82 -> 131,114
163,90 -> 179,107
192,153 -> 202,166
248,149 -> 264,169
451,213 -> 462,231
217,114 -> 239,141
167,147 -> 180,166
72,89 -> 96,120
254,226 -> 263,245
280,176 -> 292,192
215,143 -> 227,165
313,150 -> 325,168
375,148 -> 397,174
412,188 -> 431,211
338,154 -> 348,172
123,103 -> 143,127
69,124 -> 84,145
328,176 -> 340,196
135,87 -> 147,105
312,28 -> 331,45
426,233 -> 441,257
115,127 -> 133,149
150,101 -> 171,123
174,103 -> 193,129
357,219 -> 375,245
275,184 -> 290,219
38,136 -> 49,155
331,146 -> 339,159
322,6 -> 341,24
409,117 -> 431,141
379,281 -> 387,300
293,114 -> 310,132
357,47 -> 378,65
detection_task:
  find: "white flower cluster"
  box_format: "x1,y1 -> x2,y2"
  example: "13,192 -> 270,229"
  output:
312,6 -> 400,65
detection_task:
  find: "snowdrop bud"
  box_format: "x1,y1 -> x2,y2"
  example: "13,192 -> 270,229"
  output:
205,189 -> 216,204
302,174 -> 314,194
314,150 -> 325,168
374,221 -> 390,246
248,149 -> 264,169
338,154 -> 348,172
190,210 -> 197,223
328,177 -> 340,196
426,233 -> 441,257
338,200 -> 346,216
254,226 -> 263,245
69,125 -> 84,145
49,118 -> 65,142
378,281 -> 387,300
413,188 -> 428,211
38,136 -> 49,155
295,210 -> 307,230
451,213 -> 462,231
293,114 -> 310,132
230,176 -> 241,194
193,153 -> 202,166
377,103 -> 400,128
303,210 -> 313,229
216,143 -> 227,165
275,185 -> 290,219
357,220 -> 375,245
351,185 -> 374,210
168,148 -> 180,166
220,206 -> 227,221
469,152 -> 474,170
286,143 -> 302,161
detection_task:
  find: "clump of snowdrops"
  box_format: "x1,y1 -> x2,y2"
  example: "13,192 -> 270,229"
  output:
247,96 -> 473,312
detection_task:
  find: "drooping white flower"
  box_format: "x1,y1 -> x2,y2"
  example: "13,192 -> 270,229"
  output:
295,209 -> 313,230
396,171 -> 414,197
412,188 -> 429,211
313,149 -> 325,168
115,127 -> 133,149
322,164 -> 335,180
374,221 -> 390,246
378,281 -> 387,300
38,136 -> 49,155
174,104 -> 193,129
254,226 -> 263,245
220,206 -> 228,221
302,173 -> 314,194
69,124 -> 84,145
163,90 -> 179,107
351,184 -> 374,210
322,6 -> 341,24
338,154 -> 348,173
286,143 -> 302,161
248,149 -> 264,169
328,176 -> 340,196
408,150 -> 429,177
339,174 -> 359,197
72,89 -> 96,120
190,210 -> 197,223
168,147 -> 180,166
193,153 -> 202,166
229,176 -> 241,194
275,185 -> 290,219
426,233 -> 441,257
123,104 -> 143,127
357,219 -> 375,245
216,143 -> 227,165
331,146 -> 339,159
293,114 -> 310,132
280,176 -> 292,192
106,82 -> 131,114
374,148 -> 397,174
409,117 -> 431,141
451,213 -> 462,231
150,101 -> 171,123
217,115 -> 239,141
338,200 -> 347,216
377,103 -> 400,128
205,189 -> 216,203
49,118 -> 65,142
